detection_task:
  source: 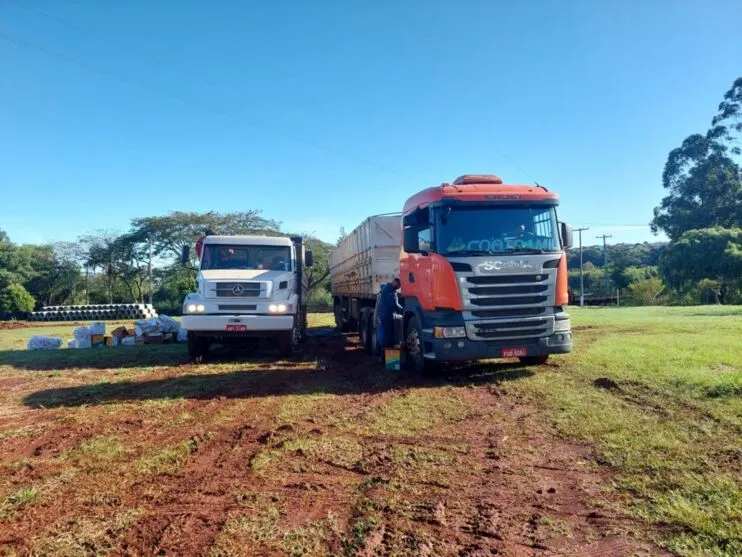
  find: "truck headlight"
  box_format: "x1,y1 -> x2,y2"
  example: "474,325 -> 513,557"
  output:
269,303 -> 291,313
186,304 -> 206,313
554,318 -> 571,332
434,326 -> 466,339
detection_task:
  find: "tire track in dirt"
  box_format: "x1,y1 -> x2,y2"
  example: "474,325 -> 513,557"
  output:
0,333 -> 666,555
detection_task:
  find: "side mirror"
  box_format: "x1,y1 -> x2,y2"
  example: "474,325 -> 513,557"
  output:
560,222 -> 573,250
305,249 -> 314,268
180,245 -> 190,266
403,227 -> 419,253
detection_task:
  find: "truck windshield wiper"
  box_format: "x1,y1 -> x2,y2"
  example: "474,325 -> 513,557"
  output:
502,248 -> 546,254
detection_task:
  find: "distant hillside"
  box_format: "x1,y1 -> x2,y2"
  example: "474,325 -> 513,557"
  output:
567,242 -> 666,269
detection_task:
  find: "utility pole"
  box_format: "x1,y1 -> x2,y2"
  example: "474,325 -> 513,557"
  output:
147,237 -> 153,306
596,234 -> 612,299
575,227 -> 589,306
596,234 -> 612,266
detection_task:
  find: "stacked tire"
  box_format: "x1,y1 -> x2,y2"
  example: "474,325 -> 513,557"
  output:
30,304 -> 158,322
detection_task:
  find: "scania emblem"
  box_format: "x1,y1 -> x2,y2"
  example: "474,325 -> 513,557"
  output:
478,260 -> 533,272
232,284 -> 245,296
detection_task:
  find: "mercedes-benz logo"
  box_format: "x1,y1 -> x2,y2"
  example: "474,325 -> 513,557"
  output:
232,284 -> 245,296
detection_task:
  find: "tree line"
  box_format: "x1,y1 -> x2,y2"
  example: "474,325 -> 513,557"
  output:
0,212 -> 334,318
1,77 -> 740,317
570,76 -> 742,306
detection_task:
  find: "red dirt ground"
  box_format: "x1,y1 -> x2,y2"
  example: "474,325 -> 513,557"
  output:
0,334 -> 664,556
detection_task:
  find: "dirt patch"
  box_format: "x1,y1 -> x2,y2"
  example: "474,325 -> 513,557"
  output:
0,332 -> 664,555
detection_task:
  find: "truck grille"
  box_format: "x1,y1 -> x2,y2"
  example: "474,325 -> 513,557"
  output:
215,282 -> 262,298
470,319 -> 549,339
455,264 -> 557,341
218,304 -> 257,311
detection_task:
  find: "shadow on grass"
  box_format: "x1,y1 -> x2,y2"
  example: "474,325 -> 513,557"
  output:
0,344 -> 189,371
0,326 -> 342,371
21,359 -> 534,409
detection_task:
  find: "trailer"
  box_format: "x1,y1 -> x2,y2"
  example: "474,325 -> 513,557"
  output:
329,214 -> 401,340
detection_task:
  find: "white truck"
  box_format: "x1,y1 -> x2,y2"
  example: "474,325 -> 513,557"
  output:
329,215 -> 401,350
180,234 -> 312,359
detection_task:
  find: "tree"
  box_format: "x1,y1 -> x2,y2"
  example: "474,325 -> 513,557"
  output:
303,236 -> 333,293
0,283 -> 36,318
130,211 -> 281,266
659,228 -> 742,303
652,78 -> 742,240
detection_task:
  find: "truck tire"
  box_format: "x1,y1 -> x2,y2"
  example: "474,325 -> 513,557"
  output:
187,332 -> 209,361
359,309 -> 373,354
519,355 -> 549,366
369,314 -> 379,360
334,302 -> 344,331
404,315 -> 429,374
279,323 -> 300,358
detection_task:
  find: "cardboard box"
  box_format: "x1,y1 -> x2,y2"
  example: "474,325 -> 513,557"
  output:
91,334 -> 105,348
111,326 -> 128,338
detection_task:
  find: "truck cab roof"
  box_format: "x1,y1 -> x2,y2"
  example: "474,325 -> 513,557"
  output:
403,174 -> 559,213
203,235 -> 293,247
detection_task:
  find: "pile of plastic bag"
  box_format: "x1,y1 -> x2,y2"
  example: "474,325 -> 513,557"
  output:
27,336 -> 63,351
134,315 -> 181,336
70,325 -> 93,349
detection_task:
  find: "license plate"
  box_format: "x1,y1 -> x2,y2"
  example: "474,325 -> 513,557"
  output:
225,324 -> 247,332
501,347 -> 528,358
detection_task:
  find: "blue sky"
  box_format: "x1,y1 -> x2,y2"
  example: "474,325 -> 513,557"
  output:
1,0 -> 741,247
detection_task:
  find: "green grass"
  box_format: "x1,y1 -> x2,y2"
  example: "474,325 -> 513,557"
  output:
133,438 -> 198,475
511,305 -> 742,556
0,486 -> 38,520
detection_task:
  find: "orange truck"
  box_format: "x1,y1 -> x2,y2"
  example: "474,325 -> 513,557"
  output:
329,174 -> 574,372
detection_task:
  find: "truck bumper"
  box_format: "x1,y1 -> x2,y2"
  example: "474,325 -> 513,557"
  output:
424,332 -> 573,361
181,314 -> 294,336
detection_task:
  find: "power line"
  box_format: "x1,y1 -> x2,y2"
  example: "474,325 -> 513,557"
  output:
8,0 -> 538,189
5,0 -> 151,59
0,29 -> 417,180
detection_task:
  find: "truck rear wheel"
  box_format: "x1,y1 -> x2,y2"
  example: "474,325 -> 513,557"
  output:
187,332 -> 209,361
519,355 -> 549,366
359,309 -> 373,355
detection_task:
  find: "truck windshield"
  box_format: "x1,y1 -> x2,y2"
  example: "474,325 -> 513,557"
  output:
438,206 -> 561,255
201,245 -> 292,271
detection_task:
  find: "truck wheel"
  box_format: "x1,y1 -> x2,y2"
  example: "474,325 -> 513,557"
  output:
359,309 -> 369,350
334,302 -> 344,331
519,355 -> 549,366
404,316 -> 429,374
369,314 -> 379,360
364,312 -> 375,355
279,324 -> 300,357
187,332 -> 209,361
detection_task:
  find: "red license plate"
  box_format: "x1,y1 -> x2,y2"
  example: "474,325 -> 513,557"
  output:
501,347 -> 528,358
225,324 -> 247,332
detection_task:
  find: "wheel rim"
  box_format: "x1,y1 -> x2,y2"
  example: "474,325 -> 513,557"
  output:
407,328 -> 422,363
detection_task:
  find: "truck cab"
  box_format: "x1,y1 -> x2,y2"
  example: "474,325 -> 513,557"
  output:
399,175 -> 573,371
180,234 -> 312,359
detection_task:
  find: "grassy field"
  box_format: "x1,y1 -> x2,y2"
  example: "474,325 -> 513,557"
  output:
0,307 -> 740,555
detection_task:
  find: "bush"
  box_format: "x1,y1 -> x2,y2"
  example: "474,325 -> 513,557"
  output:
308,288 -> 332,308
0,283 -> 36,318
626,277 -> 668,306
